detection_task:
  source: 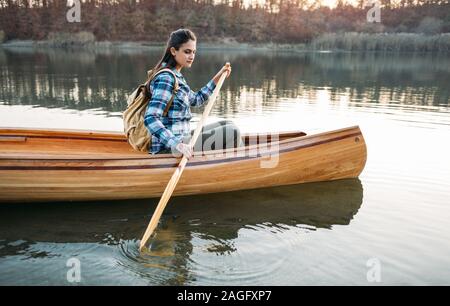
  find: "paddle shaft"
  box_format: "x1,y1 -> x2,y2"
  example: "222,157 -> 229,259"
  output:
139,68 -> 229,251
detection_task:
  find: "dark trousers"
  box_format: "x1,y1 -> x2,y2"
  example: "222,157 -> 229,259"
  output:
158,120 -> 243,154
192,119 -> 243,152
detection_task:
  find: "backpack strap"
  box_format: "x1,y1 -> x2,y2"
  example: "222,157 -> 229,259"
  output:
146,68 -> 179,117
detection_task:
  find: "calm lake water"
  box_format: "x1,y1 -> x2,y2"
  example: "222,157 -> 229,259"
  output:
0,47 -> 449,285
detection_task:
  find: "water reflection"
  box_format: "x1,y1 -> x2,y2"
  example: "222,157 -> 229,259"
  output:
0,47 -> 448,117
0,179 -> 363,285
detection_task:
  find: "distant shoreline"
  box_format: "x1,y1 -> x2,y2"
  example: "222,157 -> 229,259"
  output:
0,39 -> 308,52
1,33 -> 449,53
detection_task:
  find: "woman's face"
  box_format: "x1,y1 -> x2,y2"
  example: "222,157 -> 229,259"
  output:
171,39 -> 196,70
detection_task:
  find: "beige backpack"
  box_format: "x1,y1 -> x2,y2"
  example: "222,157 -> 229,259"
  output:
123,68 -> 179,152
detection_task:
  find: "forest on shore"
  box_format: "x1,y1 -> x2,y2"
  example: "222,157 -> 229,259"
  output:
1,0 -> 449,51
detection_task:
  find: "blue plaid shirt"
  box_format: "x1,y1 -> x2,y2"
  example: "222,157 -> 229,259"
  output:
144,67 -> 216,154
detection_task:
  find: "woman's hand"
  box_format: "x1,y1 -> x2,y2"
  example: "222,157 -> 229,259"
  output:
213,62 -> 232,85
175,142 -> 193,159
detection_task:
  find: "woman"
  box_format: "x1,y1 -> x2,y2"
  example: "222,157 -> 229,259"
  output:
144,29 -> 242,159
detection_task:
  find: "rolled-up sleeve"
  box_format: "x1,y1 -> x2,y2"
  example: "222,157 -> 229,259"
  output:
188,79 -> 216,107
144,73 -> 181,149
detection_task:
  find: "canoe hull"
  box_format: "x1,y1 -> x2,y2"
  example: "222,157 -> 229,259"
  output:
0,126 -> 367,203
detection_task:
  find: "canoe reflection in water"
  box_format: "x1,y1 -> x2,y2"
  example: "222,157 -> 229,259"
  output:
0,178 -> 362,246
0,178 -> 363,284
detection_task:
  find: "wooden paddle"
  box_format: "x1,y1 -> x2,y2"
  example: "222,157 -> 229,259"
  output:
139,63 -> 230,252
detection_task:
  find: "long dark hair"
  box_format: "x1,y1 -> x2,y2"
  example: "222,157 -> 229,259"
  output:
150,29 -> 197,75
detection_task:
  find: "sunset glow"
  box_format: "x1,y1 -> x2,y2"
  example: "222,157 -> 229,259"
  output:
242,0 -> 361,9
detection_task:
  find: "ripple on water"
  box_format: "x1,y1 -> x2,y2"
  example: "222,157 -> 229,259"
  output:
185,223 -> 313,285
114,230 -> 194,285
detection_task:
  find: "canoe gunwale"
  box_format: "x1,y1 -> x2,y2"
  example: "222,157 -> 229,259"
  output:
0,127 -> 365,171
0,126 -> 361,162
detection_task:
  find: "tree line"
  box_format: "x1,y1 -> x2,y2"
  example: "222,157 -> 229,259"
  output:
0,0 -> 449,44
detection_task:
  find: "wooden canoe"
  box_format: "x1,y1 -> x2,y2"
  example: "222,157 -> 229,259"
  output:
0,126 -> 367,203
